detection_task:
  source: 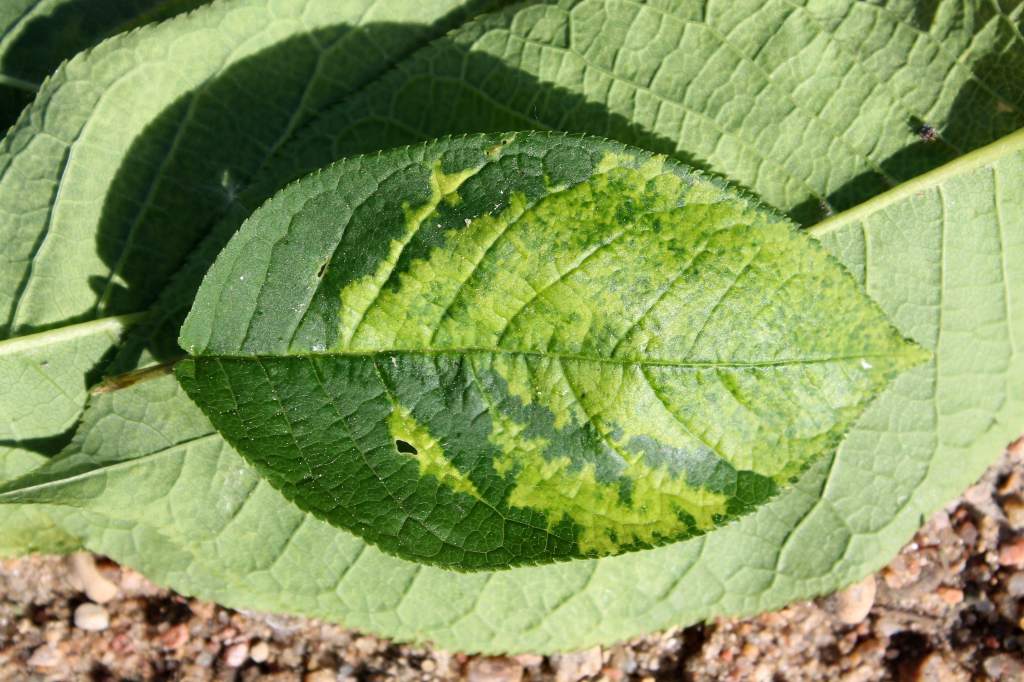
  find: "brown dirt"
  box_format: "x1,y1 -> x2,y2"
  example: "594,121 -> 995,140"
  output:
2,438 -> 1022,681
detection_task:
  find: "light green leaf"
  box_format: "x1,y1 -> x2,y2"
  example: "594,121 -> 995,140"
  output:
176,132 -> 924,570
0,0 -> 214,134
268,0 -> 1024,224
0,447 -> 79,557
0,0 -> 499,339
2,126 -> 1017,652
0,314 -> 140,442
1,0 -> 1021,653
119,0 -> 1024,377
0,0 -> 501,469
0,0 -> 212,85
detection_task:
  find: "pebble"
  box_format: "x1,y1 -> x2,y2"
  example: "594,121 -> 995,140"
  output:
159,623 -> 190,649
1007,571 -> 1024,597
911,651 -> 961,682
983,653 -> 1024,681
937,586 -> 964,605
467,656 -> 524,682
998,537 -> 1024,567
27,644 -> 63,668
69,552 -> 119,604
1002,495 -> 1024,528
73,602 -> 110,631
223,641 -> 250,668
304,670 -> 337,682
883,554 -> 921,589
554,647 -> 604,682
963,482 -> 991,508
515,653 -> 544,667
250,640 -> 270,663
831,575 -> 876,624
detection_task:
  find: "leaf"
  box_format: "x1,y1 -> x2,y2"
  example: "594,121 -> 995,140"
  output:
0,0 -> 212,85
0,447 -> 80,556
0,314 -> 140,442
0,0 -> 1021,652
0,0 -> 499,339
0,1 -> 214,132
118,0 -> 1024,379
0,0 -> 499,468
176,132 -> 925,570
125,0 -> 1024,368
268,0 -> 1024,225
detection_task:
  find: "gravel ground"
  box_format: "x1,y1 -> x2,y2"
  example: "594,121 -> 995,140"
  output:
2,437 -> 1022,681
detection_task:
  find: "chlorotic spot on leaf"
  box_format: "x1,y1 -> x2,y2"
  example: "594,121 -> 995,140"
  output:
177,132 -> 928,570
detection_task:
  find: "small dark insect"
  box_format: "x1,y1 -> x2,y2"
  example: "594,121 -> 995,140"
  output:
917,124 -> 938,143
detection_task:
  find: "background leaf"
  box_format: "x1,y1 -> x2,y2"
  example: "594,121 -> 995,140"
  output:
178,132 -> 923,569
0,0 -> 214,131
0,0 -> 1021,653
0,0 -> 499,472
2,128 -> 1018,651
124,0 -> 1024,371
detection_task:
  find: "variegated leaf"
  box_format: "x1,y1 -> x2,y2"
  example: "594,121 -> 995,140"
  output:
177,132 -> 926,570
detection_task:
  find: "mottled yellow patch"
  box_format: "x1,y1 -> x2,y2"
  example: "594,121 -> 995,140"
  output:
336,160 -> 485,349
496,432 -> 730,555
387,406 -> 481,500
481,355 -> 731,553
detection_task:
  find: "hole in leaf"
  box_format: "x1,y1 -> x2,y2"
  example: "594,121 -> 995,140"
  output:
395,439 -> 418,455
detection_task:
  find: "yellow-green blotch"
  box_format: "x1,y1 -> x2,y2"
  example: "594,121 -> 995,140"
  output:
387,405 -> 482,500
335,160 -> 485,349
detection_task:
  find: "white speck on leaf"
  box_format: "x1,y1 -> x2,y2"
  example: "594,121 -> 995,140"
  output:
860,359 -> 873,370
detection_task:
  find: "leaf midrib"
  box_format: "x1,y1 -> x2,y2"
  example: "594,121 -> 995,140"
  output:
0,432 -> 221,501
196,347 -> 920,369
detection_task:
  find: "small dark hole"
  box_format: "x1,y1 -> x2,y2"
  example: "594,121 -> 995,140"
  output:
395,439 -> 418,455
316,262 -> 328,277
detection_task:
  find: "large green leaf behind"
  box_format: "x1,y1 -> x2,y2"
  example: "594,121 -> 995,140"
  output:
129,0 -> 1024,366
1,128 -> 1019,651
0,0 -> 498,471
0,0 -> 1021,652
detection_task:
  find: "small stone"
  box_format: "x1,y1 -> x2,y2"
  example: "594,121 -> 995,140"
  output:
1002,495 -> 1024,528
250,640 -> 270,663
999,471 -> 1023,496
964,482 -> 992,507
911,652 -> 961,682
419,658 -> 436,672
999,537 -> 1024,567
69,552 -> 119,604
831,575 -> 876,624
304,670 -> 336,682
159,623 -> 190,649
27,644 -> 62,668
936,586 -> 964,605
1008,435 -> 1024,458
883,554 -> 922,589
353,636 -> 378,655
467,656 -> 524,682
73,602 -> 110,631
984,653 -> 1024,681
554,647 -> 603,682
223,641 -> 250,668
515,654 -> 543,667
1007,571 -> 1024,597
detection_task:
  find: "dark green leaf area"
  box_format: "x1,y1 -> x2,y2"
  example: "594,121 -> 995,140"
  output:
178,133 -> 927,570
